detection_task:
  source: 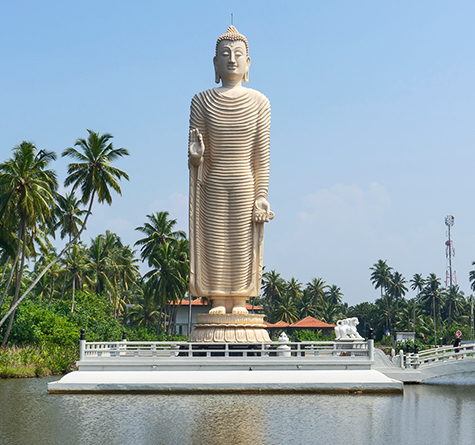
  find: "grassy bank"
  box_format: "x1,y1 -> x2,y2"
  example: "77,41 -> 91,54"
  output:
0,345 -> 78,378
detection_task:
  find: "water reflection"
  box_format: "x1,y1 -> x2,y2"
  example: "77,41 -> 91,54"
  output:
1,374 -> 475,444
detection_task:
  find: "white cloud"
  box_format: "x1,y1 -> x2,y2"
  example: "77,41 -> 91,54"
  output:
299,182 -> 391,230
107,216 -> 132,231
265,182 -> 393,304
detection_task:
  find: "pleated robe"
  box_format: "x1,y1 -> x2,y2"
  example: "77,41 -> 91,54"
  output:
189,88 -> 271,297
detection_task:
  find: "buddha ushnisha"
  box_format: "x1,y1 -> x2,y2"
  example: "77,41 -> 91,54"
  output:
188,26 -> 273,315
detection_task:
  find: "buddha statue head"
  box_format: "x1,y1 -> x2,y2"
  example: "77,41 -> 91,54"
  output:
214,26 -> 251,84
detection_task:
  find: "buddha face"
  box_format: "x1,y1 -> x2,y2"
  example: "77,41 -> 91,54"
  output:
214,40 -> 251,83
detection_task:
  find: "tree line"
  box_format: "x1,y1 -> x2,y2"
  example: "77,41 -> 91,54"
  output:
0,132 -> 189,345
2,133 -> 475,347
256,273 -> 346,325
362,259 -> 475,345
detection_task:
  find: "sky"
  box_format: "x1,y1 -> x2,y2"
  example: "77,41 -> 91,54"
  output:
1,1 -> 475,306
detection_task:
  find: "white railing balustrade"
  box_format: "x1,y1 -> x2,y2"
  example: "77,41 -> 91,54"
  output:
404,343 -> 475,369
79,340 -> 372,361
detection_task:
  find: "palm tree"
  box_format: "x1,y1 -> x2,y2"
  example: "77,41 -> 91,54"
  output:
410,273 -> 425,294
54,192 -> 87,243
62,244 -> 92,312
410,273 -> 425,332
135,212 -> 187,331
370,260 -> 393,333
135,211 -> 186,265
170,238 -> 190,333
389,272 -> 408,301
0,222 -> 17,287
127,290 -> 160,327
36,253 -> 63,306
469,261 -> 475,292
110,244 -> 140,319
54,192 -> 87,299
86,231 -> 119,297
306,277 -> 328,318
0,142 -> 57,345
273,293 -> 299,324
0,224 -> 17,310
143,241 -> 188,334
261,270 -> 286,322
318,300 -> 344,325
326,284 -> 343,305
286,277 -> 302,301
0,130 -> 129,330
297,289 -> 315,319
420,273 -> 446,346
444,285 -> 465,324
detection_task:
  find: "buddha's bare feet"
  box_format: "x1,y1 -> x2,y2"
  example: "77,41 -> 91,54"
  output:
232,306 -> 248,315
209,305 -> 226,315
232,299 -> 249,315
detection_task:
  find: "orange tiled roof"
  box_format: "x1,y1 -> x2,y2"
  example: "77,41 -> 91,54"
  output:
263,320 -> 290,328
289,316 -> 335,328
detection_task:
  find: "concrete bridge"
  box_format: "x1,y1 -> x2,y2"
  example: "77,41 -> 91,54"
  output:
374,343 -> 475,383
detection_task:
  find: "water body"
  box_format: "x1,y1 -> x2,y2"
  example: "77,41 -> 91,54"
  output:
1,374 -> 475,445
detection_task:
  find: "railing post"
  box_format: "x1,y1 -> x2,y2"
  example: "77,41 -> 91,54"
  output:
368,328 -> 374,361
79,329 -> 86,361
405,343 -> 411,368
413,343 -> 419,368
120,331 -> 127,355
399,349 -> 405,369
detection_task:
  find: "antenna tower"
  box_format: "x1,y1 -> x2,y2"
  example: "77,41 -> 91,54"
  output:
445,215 -> 456,287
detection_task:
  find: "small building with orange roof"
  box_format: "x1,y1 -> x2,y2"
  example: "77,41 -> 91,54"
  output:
288,316 -> 335,337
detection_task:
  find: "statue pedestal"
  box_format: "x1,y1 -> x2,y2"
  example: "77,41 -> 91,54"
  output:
189,313 -> 271,343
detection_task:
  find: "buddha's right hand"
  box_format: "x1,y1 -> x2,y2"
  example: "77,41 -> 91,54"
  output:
189,128 -> 204,167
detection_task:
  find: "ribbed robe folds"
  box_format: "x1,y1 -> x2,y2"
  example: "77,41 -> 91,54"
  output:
189,88 -> 271,297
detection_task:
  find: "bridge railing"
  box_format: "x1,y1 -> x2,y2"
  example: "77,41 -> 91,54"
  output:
405,343 -> 475,369
79,339 -> 373,361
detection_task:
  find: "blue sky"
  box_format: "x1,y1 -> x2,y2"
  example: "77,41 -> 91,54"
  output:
1,1 -> 475,305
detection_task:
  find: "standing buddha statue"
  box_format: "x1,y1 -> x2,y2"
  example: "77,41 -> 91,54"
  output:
188,26 -> 273,320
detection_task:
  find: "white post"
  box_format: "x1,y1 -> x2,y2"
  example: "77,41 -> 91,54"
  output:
368,339 -> 374,361
399,349 -> 405,369
79,329 -> 86,361
119,331 -> 127,356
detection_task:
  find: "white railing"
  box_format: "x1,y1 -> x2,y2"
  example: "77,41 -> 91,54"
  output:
404,343 -> 475,369
79,339 -> 373,361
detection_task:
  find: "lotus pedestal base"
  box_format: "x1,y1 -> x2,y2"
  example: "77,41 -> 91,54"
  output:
189,313 -> 271,343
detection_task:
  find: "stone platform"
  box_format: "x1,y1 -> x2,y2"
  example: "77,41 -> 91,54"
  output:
48,369 -> 402,394
188,313 -> 271,342
47,339 -> 403,394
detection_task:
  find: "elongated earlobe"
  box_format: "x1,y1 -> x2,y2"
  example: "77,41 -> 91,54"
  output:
213,56 -> 220,84
244,56 -> 251,84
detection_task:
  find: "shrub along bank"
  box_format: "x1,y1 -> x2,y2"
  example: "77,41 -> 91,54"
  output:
0,292 -> 187,378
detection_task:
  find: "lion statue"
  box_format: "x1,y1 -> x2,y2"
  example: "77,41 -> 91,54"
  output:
334,317 -> 363,340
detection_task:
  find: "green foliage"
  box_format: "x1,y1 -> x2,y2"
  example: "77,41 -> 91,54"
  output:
42,343 -> 78,374
0,344 -> 78,377
1,290 -> 189,351
292,330 -> 333,342
395,339 -> 427,353
5,302 -> 78,347
377,335 -> 393,346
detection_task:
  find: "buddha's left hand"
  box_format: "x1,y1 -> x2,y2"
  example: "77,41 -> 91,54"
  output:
254,196 -> 275,223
